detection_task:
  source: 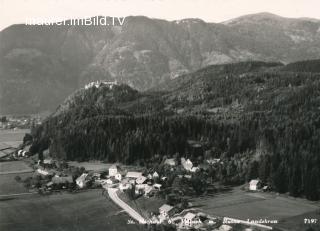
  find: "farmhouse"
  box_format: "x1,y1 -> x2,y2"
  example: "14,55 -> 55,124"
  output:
183,212 -> 201,227
135,184 -> 148,195
106,178 -> 116,185
126,171 -> 143,179
144,185 -> 155,197
136,176 -> 147,185
119,182 -> 132,192
249,179 -> 261,191
37,168 -> 50,176
76,173 -> 89,188
109,164 -> 120,177
164,158 -> 176,166
52,176 -> 73,185
115,173 -> 122,181
159,204 -> 174,219
152,171 -> 159,178
43,158 -> 54,165
181,158 -> 193,171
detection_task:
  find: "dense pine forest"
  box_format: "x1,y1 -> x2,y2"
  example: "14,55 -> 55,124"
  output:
31,60 -> 320,200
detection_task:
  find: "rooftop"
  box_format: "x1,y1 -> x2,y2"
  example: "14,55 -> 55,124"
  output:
184,212 -> 197,220
126,171 -> 143,178
159,204 -> 174,212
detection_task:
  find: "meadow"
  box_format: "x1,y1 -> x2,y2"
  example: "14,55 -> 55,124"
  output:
0,190 -> 144,231
192,187 -> 320,230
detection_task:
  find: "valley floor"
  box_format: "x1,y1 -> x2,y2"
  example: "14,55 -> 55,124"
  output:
0,159 -> 142,231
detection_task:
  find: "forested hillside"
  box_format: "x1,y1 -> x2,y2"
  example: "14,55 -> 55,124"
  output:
2,13 -> 320,114
31,60 -> 320,200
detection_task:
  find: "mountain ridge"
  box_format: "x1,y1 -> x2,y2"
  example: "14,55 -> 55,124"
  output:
1,12 -> 320,114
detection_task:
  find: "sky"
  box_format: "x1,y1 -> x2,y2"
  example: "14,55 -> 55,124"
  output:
0,0 -> 320,30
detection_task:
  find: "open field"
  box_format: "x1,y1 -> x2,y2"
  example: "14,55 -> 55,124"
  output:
0,129 -> 29,143
68,161 -> 143,172
275,210 -> 320,231
0,129 -> 28,157
0,172 -> 34,195
0,161 -> 33,174
0,190 -> 143,231
0,161 -> 34,195
192,187 -> 320,230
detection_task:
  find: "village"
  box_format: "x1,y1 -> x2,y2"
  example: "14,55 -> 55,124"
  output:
10,146 -> 273,231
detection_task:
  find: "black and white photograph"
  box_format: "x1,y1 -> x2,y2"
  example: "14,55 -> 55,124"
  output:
0,0 -> 320,230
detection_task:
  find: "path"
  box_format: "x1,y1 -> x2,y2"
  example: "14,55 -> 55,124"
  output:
107,188 -> 146,224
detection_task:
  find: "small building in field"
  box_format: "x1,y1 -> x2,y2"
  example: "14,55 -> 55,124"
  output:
159,204 -> 174,219
249,179 -> 261,191
183,212 -> 201,227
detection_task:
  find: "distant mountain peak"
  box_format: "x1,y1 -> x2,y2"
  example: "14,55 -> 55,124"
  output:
222,12 -> 287,25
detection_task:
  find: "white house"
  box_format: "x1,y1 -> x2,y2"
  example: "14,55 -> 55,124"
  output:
37,168 -> 50,176
249,179 -> 261,191
76,173 -> 89,188
181,158 -> 193,171
18,150 -> 27,157
183,212 -> 201,227
109,165 -> 119,177
159,204 -> 174,219
126,171 -> 143,179
43,158 -> 54,165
